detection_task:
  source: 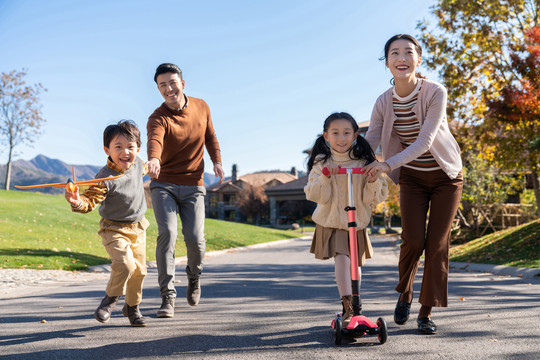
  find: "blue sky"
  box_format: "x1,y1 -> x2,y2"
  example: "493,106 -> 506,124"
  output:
0,0 -> 437,177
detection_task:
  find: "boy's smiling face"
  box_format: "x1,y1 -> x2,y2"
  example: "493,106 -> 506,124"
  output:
104,134 -> 140,170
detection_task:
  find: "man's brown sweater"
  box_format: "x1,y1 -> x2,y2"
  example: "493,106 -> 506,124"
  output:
147,96 -> 221,186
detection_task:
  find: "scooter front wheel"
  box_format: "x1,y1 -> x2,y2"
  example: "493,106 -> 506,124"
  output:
334,317 -> 343,345
377,317 -> 388,344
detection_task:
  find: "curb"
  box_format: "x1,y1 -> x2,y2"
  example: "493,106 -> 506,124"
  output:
450,261 -> 540,279
88,236 -> 312,273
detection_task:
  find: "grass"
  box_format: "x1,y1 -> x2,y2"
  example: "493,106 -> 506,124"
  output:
2,190 -> 538,271
0,190 -> 308,271
450,219 -> 540,268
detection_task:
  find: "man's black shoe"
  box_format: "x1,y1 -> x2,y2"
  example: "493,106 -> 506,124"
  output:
157,295 -> 175,318
187,277 -> 201,306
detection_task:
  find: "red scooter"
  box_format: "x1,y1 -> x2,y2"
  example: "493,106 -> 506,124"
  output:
323,167 -> 388,345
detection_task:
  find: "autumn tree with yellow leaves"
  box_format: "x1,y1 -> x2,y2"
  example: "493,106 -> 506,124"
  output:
483,27 -> 540,216
417,0 -> 540,217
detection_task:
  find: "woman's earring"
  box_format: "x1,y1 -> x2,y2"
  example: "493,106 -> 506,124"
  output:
352,139 -> 357,146
325,141 -> 331,148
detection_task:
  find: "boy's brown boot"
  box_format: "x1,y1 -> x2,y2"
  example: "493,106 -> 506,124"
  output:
122,304 -> 147,327
95,295 -> 119,323
341,295 -> 354,327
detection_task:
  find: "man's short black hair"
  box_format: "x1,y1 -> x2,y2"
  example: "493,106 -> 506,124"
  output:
154,63 -> 183,83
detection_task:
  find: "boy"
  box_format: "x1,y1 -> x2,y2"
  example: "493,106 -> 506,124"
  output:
65,119 -> 149,327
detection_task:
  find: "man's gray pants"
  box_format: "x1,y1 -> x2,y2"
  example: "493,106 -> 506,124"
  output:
150,181 -> 206,297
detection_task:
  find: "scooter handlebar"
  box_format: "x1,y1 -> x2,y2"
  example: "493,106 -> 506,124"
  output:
322,167 -> 365,176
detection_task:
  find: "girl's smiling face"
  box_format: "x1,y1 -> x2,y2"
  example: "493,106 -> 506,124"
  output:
386,39 -> 422,81
323,118 -> 358,153
104,134 -> 140,170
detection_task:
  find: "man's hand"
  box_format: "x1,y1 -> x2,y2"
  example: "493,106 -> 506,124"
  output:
214,163 -> 225,184
146,158 -> 161,179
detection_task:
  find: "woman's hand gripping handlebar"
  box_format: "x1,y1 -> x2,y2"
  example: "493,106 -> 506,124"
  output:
322,167 -> 366,177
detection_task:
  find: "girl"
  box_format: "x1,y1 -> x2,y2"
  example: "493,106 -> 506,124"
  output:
363,34 -> 463,334
304,112 -> 388,326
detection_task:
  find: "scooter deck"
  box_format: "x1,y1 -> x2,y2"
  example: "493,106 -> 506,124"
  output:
332,314 -> 382,339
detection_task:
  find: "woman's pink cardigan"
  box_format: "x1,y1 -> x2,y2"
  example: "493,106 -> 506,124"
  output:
365,79 -> 462,184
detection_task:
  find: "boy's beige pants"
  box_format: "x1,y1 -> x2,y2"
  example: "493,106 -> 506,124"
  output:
98,217 -> 149,306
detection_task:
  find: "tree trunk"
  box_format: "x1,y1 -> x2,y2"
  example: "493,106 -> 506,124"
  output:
384,213 -> 392,230
532,170 -> 540,218
4,146 -> 13,190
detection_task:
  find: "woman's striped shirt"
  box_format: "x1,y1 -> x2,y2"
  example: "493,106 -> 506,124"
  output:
392,79 -> 440,171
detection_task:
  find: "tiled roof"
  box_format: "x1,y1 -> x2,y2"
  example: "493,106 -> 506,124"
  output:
238,172 -> 297,187
265,175 -> 308,192
207,171 -> 297,191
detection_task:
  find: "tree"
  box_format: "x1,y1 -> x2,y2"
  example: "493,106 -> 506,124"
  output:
0,69 -> 47,190
459,146 -> 522,236
417,0 -> 540,127
236,184 -> 269,225
483,27 -> 540,216
375,177 -> 400,232
417,1 -> 540,218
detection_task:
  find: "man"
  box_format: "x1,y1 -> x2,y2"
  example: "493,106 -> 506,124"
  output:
147,63 -> 224,318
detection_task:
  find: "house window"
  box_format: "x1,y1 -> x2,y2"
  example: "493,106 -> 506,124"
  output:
224,194 -> 236,205
209,194 -> 218,207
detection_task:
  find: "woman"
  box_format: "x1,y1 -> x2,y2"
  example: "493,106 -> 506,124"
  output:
363,34 -> 463,334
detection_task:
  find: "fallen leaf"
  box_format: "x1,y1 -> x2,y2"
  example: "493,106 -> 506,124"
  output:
459,297 -> 466,301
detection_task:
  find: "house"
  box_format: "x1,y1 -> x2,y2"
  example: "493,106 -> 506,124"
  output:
265,175 -> 316,228
205,164 -> 298,222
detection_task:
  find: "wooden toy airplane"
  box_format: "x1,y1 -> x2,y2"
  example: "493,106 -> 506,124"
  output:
14,167 -> 123,192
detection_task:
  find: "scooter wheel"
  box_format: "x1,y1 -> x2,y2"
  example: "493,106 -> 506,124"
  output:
334,317 -> 343,345
377,317 -> 388,344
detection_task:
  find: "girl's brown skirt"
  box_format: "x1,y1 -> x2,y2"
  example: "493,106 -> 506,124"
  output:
310,224 -> 373,266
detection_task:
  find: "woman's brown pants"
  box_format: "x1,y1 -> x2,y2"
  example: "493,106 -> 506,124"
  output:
396,167 -> 463,307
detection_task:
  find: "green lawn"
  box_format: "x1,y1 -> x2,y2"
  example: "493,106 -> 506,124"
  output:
3,190 -> 538,271
450,219 -> 540,268
0,190 -> 308,271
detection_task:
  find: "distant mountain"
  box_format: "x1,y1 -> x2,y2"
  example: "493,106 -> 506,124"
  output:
14,154 -> 101,180
0,154 -> 220,193
204,172 -> 219,186
0,155 -> 102,194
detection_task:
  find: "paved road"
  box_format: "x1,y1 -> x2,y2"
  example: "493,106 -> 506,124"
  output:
1,235 -> 539,359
